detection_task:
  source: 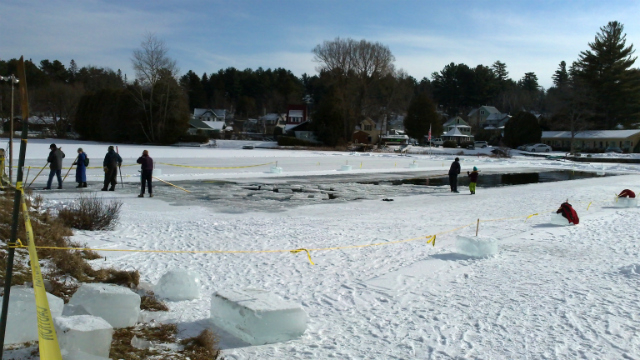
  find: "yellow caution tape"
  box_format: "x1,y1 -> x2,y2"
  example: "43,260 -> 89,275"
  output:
587,202 -> 592,211
426,235 -> 436,247
157,162 -> 273,170
20,192 -> 62,359
290,248 -> 315,265
525,213 -> 539,221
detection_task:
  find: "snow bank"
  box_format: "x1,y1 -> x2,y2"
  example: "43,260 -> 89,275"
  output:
210,289 -> 308,345
456,235 -> 498,258
1,287 -> 64,344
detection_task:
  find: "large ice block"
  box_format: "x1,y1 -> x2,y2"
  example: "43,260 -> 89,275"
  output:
550,212 -> 573,225
62,304 -> 91,316
210,289 -> 308,345
63,350 -> 111,360
614,197 -> 637,208
1,287 -> 64,344
456,235 -> 498,258
68,283 -> 140,328
54,315 -> 113,358
154,269 -> 201,301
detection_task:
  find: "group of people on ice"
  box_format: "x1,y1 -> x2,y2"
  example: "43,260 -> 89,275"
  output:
448,157 -> 479,195
43,144 -> 155,197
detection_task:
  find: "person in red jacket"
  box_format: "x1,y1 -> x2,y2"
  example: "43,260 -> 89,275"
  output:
467,166 -> 479,194
618,189 -> 636,198
136,150 -> 154,197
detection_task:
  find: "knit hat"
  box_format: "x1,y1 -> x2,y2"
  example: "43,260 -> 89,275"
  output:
455,157 -> 459,161
108,146 -> 114,151
49,143 -> 56,149
473,166 -> 477,171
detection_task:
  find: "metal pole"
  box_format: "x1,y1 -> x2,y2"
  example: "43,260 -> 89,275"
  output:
0,57 -> 30,357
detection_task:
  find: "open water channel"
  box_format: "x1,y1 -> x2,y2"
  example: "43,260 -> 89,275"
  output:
159,170 -> 612,213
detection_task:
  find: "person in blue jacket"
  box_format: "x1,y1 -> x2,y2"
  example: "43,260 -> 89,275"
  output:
74,148 -> 88,188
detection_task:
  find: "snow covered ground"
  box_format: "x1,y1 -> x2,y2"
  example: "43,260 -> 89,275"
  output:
10,139 -> 640,359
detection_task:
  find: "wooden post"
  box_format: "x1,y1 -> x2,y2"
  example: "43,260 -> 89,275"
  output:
475,219 -> 480,236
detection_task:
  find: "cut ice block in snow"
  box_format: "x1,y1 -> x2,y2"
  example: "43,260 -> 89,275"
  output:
1,287 -> 64,344
340,165 -> 352,171
154,269 -> 201,301
63,350 -> 111,360
270,166 -> 283,174
55,315 -> 113,358
456,235 -> 498,258
614,197 -> 637,208
68,283 -> 140,328
210,289 -> 308,345
550,213 -> 573,226
409,162 -> 418,168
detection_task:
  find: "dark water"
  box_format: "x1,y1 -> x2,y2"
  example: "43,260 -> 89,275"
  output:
360,170 -> 610,188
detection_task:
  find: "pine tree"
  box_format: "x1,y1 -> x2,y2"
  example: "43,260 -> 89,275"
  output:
552,61 -> 569,88
404,93 -> 441,142
574,21 -> 640,128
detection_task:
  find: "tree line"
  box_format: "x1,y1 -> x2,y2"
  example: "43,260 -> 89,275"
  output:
0,21 -> 638,147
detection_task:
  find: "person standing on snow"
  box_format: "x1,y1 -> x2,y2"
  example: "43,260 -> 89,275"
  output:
448,157 -> 461,193
44,143 -> 65,190
73,148 -> 88,188
467,166 -> 479,195
102,146 -> 122,191
137,150 -> 154,198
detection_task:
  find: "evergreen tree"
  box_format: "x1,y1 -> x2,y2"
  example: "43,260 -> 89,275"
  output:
552,61 -> 569,88
518,72 -> 539,92
311,88 -> 345,146
503,111 -> 541,148
574,21 -> 640,128
491,61 -> 509,83
404,93 -> 441,142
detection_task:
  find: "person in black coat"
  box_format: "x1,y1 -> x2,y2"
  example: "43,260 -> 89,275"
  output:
44,143 -> 65,190
102,146 -> 122,191
448,157 -> 461,193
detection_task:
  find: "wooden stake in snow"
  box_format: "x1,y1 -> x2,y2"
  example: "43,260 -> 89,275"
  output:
475,219 -> 480,236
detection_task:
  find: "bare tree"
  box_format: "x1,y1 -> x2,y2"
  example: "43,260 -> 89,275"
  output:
131,33 -> 179,142
312,38 -> 395,140
31,82 -> 84,137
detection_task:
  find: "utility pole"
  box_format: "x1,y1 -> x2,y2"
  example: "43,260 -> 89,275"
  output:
1,75 -> 19,184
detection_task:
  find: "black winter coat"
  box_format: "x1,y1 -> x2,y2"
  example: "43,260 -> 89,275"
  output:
448,161 -> 460,176
103,150 -> 122,169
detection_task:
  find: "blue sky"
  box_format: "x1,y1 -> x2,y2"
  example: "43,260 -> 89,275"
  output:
2,0 -> 640,89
